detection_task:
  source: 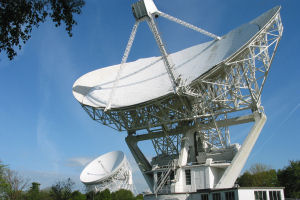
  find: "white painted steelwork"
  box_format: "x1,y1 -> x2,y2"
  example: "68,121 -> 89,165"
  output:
80,151 -> 134,193
73,0 -> 283,196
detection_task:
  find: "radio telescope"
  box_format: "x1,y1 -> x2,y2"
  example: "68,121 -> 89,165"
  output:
73,0 -> 283,198
80,151 -> 134,193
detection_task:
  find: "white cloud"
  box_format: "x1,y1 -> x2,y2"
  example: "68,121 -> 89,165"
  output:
35,24 -> 77,173
67,157 -> 93,167
36,116 -> 61,172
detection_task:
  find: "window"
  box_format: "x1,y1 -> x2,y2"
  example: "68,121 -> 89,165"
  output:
225,191 -> 235,200
254,191 -> 267,200
185,169 -> 191,185
213,193 -> 221,200
201,194 -> 209,200
269,191 -> 281,200
170,170 -> 175,181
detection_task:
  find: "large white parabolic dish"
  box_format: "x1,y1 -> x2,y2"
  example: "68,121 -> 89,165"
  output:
80,151 -> 125,184
73,6 -> 280,109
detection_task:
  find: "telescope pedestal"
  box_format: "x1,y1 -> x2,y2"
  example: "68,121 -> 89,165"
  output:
126,112 -> 266,195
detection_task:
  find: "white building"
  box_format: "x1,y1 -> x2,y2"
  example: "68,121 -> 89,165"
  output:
144,187 -> 285,200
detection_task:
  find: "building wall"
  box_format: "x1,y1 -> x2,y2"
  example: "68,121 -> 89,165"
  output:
174,165 -> 225,193
238,189 -> 255,199
144,187 -> 284,200
238,188 -> 285,200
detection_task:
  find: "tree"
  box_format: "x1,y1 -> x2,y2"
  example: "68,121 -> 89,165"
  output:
277,160 -> 300,198
135,194 -> 143,200
26,182 -> 41,200
236,163 -> 278,187
248,163 -> 271,174
111,189 -> 135,200
50,178 -> 74,200
252,169 -> 278,187
0,161 -> 10,200
71,190 -> 86,200
94,188 -> 111,200
0,0 -> 85,60
39,188 -> 52,200
236,171 -> 253,187
85,191 -> 95,200
1,166 -> 28,200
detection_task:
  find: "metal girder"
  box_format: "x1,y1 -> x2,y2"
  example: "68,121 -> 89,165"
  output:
156,11 -> 221,40
127,114 -> 254,142
151,135 -> 181,156
82,11 -> 282,130
81,11 -> 282,158
105,21 -> 140,111
216,112 -> 267,188
126,135 -> 154,191
147,15 -> 179,93
76,2 -> 283,193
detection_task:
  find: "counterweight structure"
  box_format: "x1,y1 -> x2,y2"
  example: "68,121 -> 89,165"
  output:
73,0 -> 283,197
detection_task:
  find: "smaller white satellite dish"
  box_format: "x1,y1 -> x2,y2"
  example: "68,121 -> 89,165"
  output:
80,151 -> 125,184
80,151 -> 134,193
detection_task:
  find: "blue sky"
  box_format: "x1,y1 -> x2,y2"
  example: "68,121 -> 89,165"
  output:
0,0 -> 299,193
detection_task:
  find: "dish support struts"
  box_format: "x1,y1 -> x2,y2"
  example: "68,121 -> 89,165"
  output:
75,0 -> 283,195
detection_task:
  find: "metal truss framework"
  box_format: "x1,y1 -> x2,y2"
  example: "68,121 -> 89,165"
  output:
81,11 -> 282,158
85,160 -> 134,193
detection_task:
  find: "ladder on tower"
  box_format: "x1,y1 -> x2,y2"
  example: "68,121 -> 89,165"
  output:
154,160 -> 176,195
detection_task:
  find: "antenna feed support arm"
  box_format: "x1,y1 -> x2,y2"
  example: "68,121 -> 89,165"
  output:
132,0 -> 221,40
